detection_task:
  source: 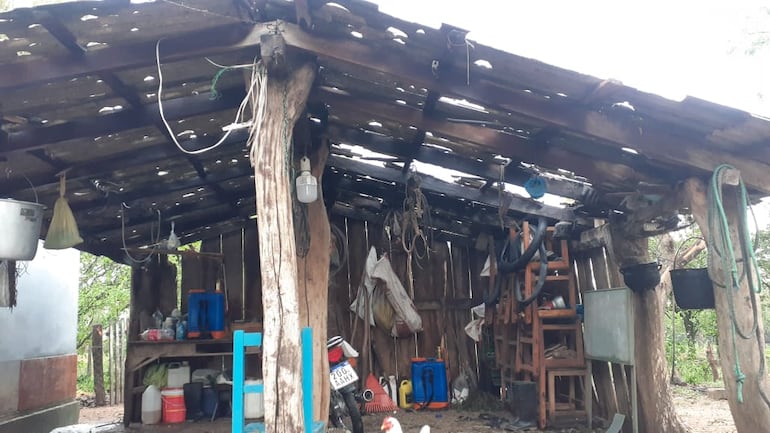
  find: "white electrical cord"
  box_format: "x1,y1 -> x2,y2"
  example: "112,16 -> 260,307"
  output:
155,39 -> 259,155
246,62 -> 269,167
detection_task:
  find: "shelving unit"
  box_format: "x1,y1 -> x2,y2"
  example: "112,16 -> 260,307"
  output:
495,222 -> 587,429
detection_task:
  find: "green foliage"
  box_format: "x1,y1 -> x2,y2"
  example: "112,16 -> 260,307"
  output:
660,225 -> 770,385
77,253 -> 131,351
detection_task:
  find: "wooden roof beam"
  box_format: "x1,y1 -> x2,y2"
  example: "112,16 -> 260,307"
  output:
327,154 -> 578,223
278,22 -> 770,193
326,125 -> 596,204
3,87 -> 247,155
0,23 -> 271,92
314,88 -> 653,191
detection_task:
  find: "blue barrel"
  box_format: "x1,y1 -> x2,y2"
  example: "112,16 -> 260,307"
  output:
188,290 -> 226,339
411,358 -> 449,409
202,386 -> 218,418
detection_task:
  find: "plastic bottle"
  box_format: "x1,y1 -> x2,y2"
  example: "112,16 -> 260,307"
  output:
176,320 -> 186,340
141,385 -> 162,424
398,380 -> 413,409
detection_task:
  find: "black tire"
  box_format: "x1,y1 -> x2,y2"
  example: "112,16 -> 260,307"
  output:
342,389 -> 364,433
329,391 -> 346,429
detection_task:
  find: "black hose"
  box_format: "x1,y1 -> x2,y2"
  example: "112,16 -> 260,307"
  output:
497,217 -> 548,273
515,241 -> 549,307
484,217 -> 549,307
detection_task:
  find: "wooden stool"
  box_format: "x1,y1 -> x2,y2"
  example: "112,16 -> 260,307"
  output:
547,368 -> 588,421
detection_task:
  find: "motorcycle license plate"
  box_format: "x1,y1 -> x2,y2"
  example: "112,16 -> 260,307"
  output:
329,361 -> 358,390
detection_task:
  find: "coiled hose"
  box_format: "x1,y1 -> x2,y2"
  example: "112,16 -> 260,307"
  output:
484,217 -> 548,308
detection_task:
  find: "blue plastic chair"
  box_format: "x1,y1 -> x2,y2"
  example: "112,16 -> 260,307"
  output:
232,327 -> 325,433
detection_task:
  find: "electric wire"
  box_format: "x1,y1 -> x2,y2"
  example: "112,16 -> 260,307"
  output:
155,39 -> 259,155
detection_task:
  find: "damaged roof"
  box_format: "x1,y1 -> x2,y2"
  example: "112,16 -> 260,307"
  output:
1,0 -> 769,260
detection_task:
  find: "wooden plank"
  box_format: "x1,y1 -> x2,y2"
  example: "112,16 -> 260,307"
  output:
0,23 -> 269,92
328,154 -> 577,222
280,23 -> 770,193
92,325 -> 106,407
328,126 -> 596,203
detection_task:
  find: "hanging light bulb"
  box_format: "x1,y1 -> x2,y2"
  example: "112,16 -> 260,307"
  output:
295,156 -> 318,203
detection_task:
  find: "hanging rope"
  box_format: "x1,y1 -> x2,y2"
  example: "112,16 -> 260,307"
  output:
706,164 -> 770,407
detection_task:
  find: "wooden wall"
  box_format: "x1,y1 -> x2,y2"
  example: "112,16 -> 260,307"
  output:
329,216 -> 483,386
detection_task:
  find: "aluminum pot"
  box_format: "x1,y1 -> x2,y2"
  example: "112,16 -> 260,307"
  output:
0,198 -> 45,260
620,262 -> 661,292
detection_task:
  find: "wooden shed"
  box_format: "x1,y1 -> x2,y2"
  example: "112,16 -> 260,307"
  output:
2,1 -> 770,433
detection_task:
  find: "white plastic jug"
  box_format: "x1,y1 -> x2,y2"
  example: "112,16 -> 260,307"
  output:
167,362 -> 190,388
244,379 -> 265,419
141,385 -> 162,424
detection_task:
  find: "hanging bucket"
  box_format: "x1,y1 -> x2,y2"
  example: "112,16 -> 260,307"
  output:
670,268 -> 715,309
619,262 -> 661,293
0,198 -> 45,260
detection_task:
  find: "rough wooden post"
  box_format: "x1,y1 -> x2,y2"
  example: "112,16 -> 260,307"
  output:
252,60 -> 316,433
684,177 -> 770,433
608,225 -> 689,433
295,127 -> 331,423
92,324 -> 106,407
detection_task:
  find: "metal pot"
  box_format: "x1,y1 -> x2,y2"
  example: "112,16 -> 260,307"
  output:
0,198 -> 45,260
619,262 -> 661,292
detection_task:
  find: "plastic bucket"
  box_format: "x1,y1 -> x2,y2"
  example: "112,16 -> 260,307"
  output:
244,379 -> 265,419
161,388 -> 186,423
671,268 -> 715,309
0,198 -> 45,261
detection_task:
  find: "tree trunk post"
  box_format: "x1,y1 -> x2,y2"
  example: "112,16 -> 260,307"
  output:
92,324 -> 106,407
294,123 -> 331,423
252,57 -> 316,433
609,225 -> 689,433
684,177 -> 770,432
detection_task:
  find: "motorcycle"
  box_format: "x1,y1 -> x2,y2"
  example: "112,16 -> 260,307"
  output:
327,335 -> 372,433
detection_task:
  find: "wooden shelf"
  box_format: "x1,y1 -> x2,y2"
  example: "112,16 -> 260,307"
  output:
538,309 -> 576,319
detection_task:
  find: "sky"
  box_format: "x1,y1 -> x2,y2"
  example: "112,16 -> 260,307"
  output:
374,0 -> 770,117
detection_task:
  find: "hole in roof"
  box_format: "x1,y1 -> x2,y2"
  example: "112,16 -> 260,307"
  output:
309,116 -> 322,123
157,170 -> 169,176
182,192 -> 196,198
17,51 -> 31,57
231,158 -> 239,164
197,187 -> 205,192
0,34 -> 8,42
177,129 -> 195,137
175,202 -> 180,206
350,31 -> 363,39
422,142 -> 452,152
28,42 -> 38,47
612,101 -> 636,111
325,2 -> 350,12
474,59 -> 492,69
143,75 -> 155,82
438,96 -> 487,113
395,99 -> 406,105
416,29 -> 426,35
73,191 -> 90,197
392,38 -> 406,45
425,131 -> 433,137
368,121 -> 382,128
395,87 -> 405,92
556,92 -> 568,97
81,14 -> 99,21
621,147 -> 639,155
215,159 -> 222,164
146,93 -> 156,99
387,27 -> 408,39
130,27 -> 139,32
86,41 -> 106,48
523,89 -> 532,93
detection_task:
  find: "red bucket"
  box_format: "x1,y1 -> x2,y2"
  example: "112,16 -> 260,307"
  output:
161,388 -> 186,423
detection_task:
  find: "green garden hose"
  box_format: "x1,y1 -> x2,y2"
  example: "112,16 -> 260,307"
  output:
706,164 -> 770,407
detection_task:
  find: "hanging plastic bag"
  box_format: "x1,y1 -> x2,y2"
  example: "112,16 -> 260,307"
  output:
371,285 -> 395,332
44,175 -> 83,250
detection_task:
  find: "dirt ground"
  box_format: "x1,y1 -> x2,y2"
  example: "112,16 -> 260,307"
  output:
75,387 -> 736,433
